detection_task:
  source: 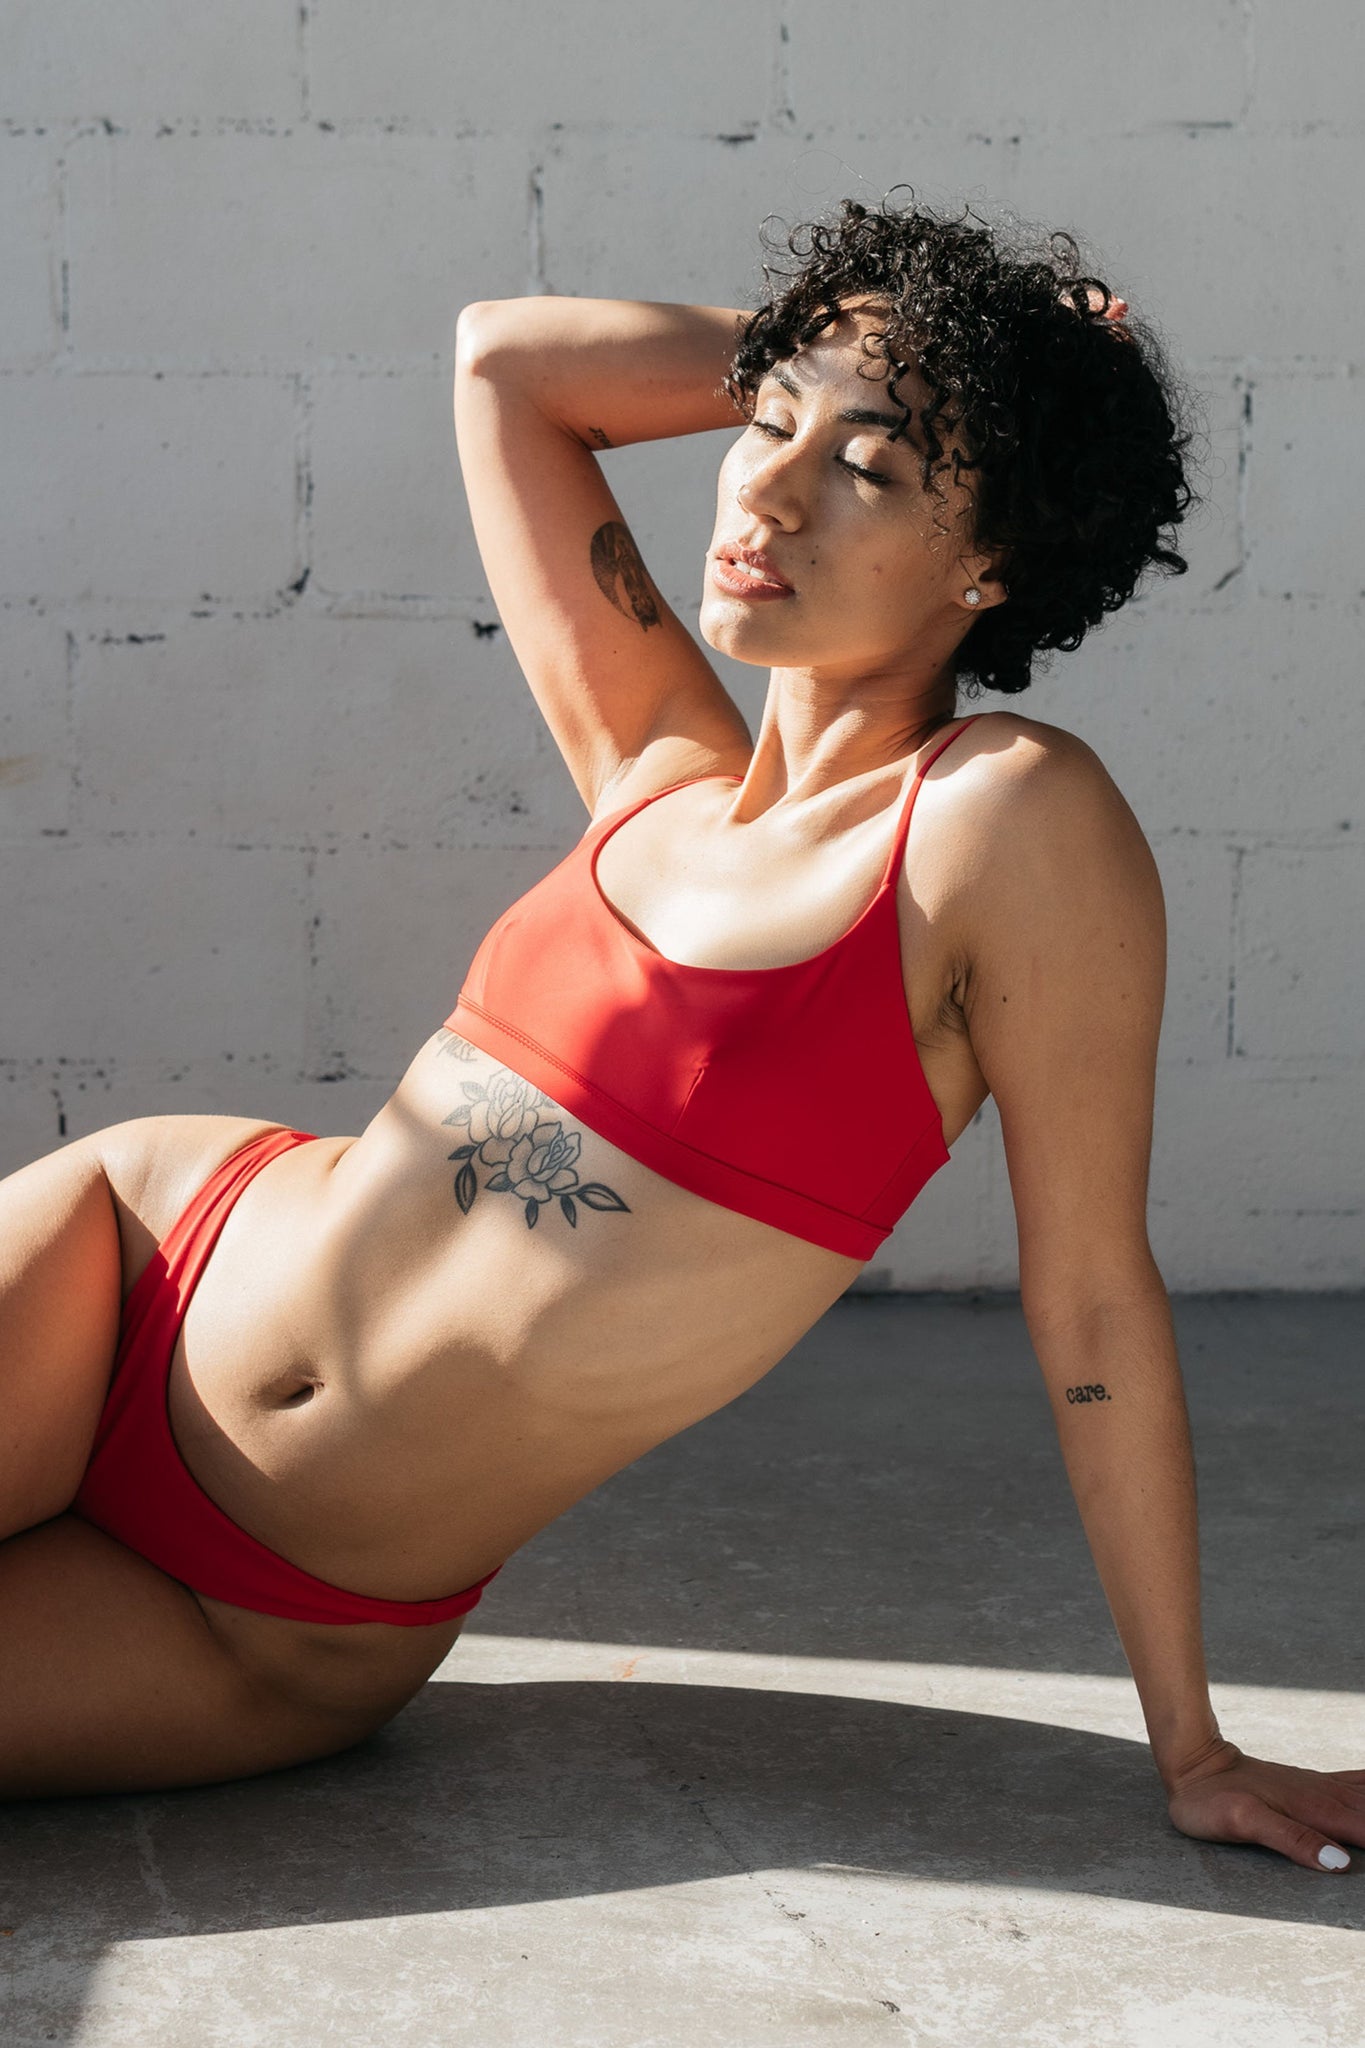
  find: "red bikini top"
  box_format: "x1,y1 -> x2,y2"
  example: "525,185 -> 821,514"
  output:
445,714 -> 982,1259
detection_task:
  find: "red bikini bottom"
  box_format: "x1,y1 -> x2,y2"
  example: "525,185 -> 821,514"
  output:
71,1124 -> 500,1626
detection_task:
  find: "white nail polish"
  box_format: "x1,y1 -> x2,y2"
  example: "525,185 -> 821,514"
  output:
1318,1844 -> 1350,1870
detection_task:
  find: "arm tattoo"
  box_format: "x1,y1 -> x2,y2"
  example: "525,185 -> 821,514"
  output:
590,520 -> 661,631
434,1029 -> 631,1232
585,425 -> 613,449
1065,1383 -> 1113,1404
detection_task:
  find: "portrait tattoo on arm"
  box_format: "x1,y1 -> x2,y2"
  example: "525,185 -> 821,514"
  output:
434,1029 -> 632,1232
590,520 -> 662,631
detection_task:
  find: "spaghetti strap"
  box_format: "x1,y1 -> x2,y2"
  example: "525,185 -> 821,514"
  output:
449,725 -> 981,1258
593,720 -> 982,890
586,772 -> 736,843
881,714 -> 983,886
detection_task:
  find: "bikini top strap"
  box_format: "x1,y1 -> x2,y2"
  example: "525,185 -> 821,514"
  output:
880,714 -> 983,887
584,771 -> 741,848
588,721 -> 981,879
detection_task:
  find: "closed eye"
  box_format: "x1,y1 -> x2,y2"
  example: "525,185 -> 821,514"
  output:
750,418 -> 891,487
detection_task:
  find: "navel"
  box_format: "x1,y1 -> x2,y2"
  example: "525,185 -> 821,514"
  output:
274,1377 -> 323,1409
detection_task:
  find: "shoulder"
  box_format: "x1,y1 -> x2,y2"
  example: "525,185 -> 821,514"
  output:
944,709 -> 1154,866
941,719 -> 1169,1304
948,707 -> 1114,794
931,709 -> 1162,958
952,708 -> 1163,973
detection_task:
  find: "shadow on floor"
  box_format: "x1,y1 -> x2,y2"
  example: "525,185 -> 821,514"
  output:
3,1292 -> 1362,2044
7,1675 -> 1362,1950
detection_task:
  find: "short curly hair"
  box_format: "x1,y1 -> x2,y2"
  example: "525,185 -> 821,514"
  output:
720,188 -> 1201,697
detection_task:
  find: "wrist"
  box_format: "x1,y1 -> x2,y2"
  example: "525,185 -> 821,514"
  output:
1156,1724 -> 1237,1797
1142,1686 -> 1223,1789
1139,1684 -> 1223,1790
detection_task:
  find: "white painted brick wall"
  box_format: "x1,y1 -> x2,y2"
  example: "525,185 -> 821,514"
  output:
309,0 -> 777,133
1,1 -> 1360,1288
0,136 -> 60,363
66,130 -> 530,366
68,613 -> 549,845
1249,371 -> 1365,599
0,372 -> 299,598
782,0 -> 1248,129
2,841 -> 311,1061
309,372 -> 490,599
1238,847 -> 1365,1063
0,611 -> 69,835
1,1 -> 300,122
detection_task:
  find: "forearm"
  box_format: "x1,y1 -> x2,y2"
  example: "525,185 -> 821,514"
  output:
456,295 -> 750,448
1028,1283 -> 1223,1789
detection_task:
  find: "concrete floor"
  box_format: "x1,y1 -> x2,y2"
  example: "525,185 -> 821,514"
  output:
3,1292 -> 1363,2048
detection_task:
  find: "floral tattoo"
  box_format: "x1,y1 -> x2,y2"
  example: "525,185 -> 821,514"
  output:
435,1029 -> 631,1231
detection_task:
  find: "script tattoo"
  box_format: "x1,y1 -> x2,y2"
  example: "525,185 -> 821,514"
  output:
436,1030 -> 479,1062
585,425 -> 614,449
435,1030 -> 631,1232
590,520 -> 662,631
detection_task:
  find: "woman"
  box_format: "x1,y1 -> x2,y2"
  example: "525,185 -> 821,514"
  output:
3,191 -> 1360,1871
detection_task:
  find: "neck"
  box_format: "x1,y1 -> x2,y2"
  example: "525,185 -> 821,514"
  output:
740,666 -> 960,807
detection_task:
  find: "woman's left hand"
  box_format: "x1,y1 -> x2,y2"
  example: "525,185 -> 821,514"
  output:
1166,1735 -> 1365,1872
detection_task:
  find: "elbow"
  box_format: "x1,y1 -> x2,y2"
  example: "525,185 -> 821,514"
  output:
454,300 -> 506,378
1020,1248 -> 1168,1340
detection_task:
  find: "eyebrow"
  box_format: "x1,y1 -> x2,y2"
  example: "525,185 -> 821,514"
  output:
767,364 -> 921,440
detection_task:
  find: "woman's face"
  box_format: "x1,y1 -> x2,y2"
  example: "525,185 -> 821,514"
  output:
700,299 -> 997,679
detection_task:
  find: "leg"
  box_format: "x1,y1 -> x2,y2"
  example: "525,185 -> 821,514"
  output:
0,1515 -> 393,1799
0,1118 -> 434,1798
0,1130 -> 123,1535
0,1114 -> 286,1537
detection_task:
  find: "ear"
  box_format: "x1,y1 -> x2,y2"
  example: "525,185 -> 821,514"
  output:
959,544 -> 1010,613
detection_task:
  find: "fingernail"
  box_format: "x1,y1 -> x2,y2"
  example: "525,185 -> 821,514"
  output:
1318,1844 -> 1350,1870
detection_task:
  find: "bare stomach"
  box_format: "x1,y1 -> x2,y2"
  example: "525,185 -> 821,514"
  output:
167,1026 -> 866,1608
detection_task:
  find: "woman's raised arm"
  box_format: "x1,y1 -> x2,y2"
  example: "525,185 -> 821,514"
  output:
452,297 -> 754,814
458,296 -> 749,449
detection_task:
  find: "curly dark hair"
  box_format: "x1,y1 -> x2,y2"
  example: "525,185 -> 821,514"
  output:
720,188 -> 1201,697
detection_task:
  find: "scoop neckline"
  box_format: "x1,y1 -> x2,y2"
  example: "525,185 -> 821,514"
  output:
587,763 -> 924,979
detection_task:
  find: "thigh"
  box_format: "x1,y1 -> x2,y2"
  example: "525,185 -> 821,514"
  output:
0,1131 -> 123,1533
0,1515 -> 391,1799
0,1114 -> 285,1536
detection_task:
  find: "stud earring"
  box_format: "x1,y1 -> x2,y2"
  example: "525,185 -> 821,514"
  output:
964,587 -> 982,608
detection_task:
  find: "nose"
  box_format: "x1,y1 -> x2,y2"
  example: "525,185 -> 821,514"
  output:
736,434 -> 805,529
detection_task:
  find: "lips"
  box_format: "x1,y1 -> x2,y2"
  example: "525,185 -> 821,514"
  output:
717,544 -> 794,593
